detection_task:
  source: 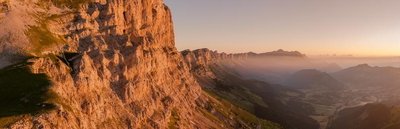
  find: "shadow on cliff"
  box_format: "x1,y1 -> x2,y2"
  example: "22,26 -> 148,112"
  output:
0,60 -> 54,118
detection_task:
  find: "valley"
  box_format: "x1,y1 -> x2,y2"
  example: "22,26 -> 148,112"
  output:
182,48 -> 400,129
0,0 -> 399,129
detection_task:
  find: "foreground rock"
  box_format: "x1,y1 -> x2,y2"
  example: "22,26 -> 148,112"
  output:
0,0 -> 241,128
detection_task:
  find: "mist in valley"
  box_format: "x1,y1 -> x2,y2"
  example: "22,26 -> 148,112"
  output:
218,55 -> 400,129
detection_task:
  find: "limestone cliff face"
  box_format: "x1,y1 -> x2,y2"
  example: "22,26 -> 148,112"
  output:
0,1 -> 285,128
181,48 -> 249,77
1,0 -> 214,129
181,49 -> 305,75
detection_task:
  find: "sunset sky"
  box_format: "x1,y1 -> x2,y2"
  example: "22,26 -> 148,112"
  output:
165,0 -> 400,57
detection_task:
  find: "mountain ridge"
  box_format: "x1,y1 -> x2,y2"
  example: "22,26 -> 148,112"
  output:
182,49 -> 321,129
286,69 -> 346,90
333,63 -> 400,88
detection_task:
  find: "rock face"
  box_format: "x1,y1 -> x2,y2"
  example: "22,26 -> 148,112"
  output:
1,0 -> 218,129
181,49 -> 241,80
181,48 -> 305,76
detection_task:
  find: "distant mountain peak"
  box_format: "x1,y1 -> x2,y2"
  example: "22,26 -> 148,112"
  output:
341,64 -> 375,72
182,48 -> 306,60
259,49 -> 306,57
355,64 -> 371,68
277,49 -> 285,52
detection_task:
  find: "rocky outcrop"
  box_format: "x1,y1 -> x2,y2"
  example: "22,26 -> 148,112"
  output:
181,48 -> 306,77
182,48 -> 229,77
181,48 -> 304,63
0,0 -> 223,129
181,48 -> 306,65
181,48 -> 248,65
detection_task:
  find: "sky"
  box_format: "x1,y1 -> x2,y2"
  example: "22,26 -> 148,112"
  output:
164,0 -> 400,57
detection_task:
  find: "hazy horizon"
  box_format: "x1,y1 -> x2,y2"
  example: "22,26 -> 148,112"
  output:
165,0 -> 400,57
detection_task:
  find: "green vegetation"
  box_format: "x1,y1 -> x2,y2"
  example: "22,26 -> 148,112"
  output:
383,107 -> 400,129
0,60 -> 54,127
199,108 -> 225,126
200,65 -> 282,128
203,90 -> 282,129
37,0 -> 89,10
27,0 -> 91,55
328,103 -> 400,129
51,0 -> 89,9
26,10 -> 71,55
203,64 -> 320,129
208,65 -> 268,112
0,6 -> 4,14
26,24 -> 64,55
168,109 -> 180,129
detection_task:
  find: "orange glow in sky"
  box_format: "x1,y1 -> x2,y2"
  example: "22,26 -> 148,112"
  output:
165,0 -> 400,57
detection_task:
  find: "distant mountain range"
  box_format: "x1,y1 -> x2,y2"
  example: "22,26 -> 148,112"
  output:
182,48 -> 400,129
332,64 -> 400,88
245,49 -> 306,57
181,48 -> 306,62
255,49 -> 306,57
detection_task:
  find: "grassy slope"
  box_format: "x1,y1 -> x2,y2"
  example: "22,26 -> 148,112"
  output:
26,22 -> 64,55
203,90 -> 282,129
26,0 -> 91,55
0,60 -> 54,127
208,64 -> 268,112
201,63 -> 320,129
328,103 -> 400,129
168,109 -> 180,129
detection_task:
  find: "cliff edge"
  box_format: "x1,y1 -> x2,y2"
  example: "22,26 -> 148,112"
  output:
0,0 -> 209,128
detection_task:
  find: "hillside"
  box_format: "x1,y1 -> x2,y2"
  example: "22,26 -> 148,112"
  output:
333,64 -> 400,88
182,49 -> 320,129
285,69 -> 345,90
328,103 -> 400,129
